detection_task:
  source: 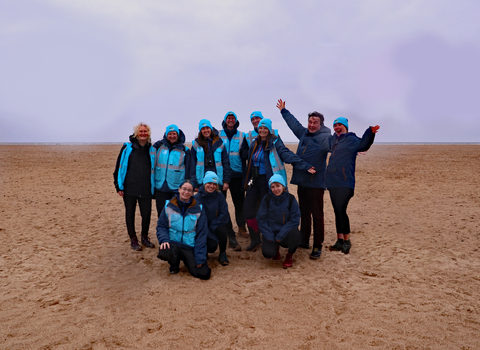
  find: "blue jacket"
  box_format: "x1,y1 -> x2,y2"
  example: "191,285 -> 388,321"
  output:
256,190 -> 300,243
191,128 -> 231,187
153,129 -> 194,192
325,128 -> 376,190
244,135 -> 313,190
194,186 -> 230,242
156,195 -> 209,265
280,108 -> 331,189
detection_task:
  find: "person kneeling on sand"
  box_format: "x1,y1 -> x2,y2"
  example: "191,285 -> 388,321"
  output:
156,180 -> 211,280
194,171 -> 231,266
256,174 -> 301,268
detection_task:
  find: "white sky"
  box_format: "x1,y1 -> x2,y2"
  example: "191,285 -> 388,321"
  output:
1,0 -> 479,143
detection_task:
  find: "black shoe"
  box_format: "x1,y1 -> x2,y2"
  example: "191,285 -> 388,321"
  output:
218,252 -> 229,266
246,226 -> 262,252
342,240 -> 352,254
246,240 -> 262,252
130,237 -> 142,251
141,236 -> 155,248
329,239 -> 344,251
228,235 -> 242,251
309,247 -> 322,260
169,265 -> 180,274
299,243 -> 310,249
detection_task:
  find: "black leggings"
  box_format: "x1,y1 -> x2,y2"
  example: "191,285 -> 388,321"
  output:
123,195 -> 152,239
328,187 -> 354,234
207,225 -> 228,253
262,229 -> 301,258
157,243 -> 211,280
222,176 -> 246,229
155,190 -> 175,217
243,175 -> 268,220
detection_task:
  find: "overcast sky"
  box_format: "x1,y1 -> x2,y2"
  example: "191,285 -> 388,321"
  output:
1,0 -> 479,143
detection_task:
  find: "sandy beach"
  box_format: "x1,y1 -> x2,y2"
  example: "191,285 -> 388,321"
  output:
1,144 -> 479,349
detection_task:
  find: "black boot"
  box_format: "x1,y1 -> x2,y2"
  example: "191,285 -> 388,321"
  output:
228,231 -> 242,251
246,226 -> 262,252
329,239 -> 344,251
342,239 -> 352,254
141,236 -> 155,248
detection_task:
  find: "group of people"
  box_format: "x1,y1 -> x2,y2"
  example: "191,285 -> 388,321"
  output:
113,99 -> 380,280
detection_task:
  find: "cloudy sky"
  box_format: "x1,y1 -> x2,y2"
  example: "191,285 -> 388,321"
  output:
1,0 -> 479,143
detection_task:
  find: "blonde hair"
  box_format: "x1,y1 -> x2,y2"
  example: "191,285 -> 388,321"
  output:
133,122 -> 151,143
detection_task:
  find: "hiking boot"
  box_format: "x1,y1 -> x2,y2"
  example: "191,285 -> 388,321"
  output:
218,252 -> 229,266
228,234 -> 242,251
309,247 -> 322,260
169,265 -> 180,274
246,226 -> 262,252
329,239 -> 344,251
272,246 -> 281,260
130,237 -> 142,251
141,236 -> 155,248
238,226 -> 249,238
342,240 -> 352,254
299,243 -> 310,249
283,253 -> 293,268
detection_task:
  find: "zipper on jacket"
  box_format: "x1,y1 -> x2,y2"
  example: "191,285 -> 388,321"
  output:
342,167 -> 347,181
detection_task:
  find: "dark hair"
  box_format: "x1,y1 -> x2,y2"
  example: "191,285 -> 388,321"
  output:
308,111 -> 324,125
197,130 -> 219,150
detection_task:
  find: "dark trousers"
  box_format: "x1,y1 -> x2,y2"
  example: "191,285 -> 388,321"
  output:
243,175 -> 268,220
155,190 -> 176,217
157,243 -> 211,280
222,176 -> 246,229
207,225 -> 228,253
123,195 -> 152,239
262,229 -> 301,258
328,187 -> 354,234
297,186 -> 325,248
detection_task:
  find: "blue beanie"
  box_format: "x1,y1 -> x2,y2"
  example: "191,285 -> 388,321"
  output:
165,124 -> 179,136
268,174 -> 286,188
258,118 -> 273,133
199,119 -> 213,132
250,111 -> 264,120
333,117 -> 349,130
224,111 -> 238,122
203,171 -> 218,184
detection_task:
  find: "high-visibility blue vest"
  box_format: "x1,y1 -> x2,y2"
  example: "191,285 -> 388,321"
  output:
118,142 -> 155,194
192,141 -> 225,185
219,130 -> 244,173
154,144 -> 188,190
269,139 -> 288,185
164,201 -> 202,248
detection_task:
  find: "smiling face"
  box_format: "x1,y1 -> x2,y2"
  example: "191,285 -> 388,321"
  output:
333,123 -> 348,135
178,182 -> 194,202
201,127 -> 212,138
251,116 -> 262,128
308,116 -> 321,133
270,182 -> 284,197
204,182 -> 217,193
258,126 -> 270,140
136,125 -> 150,144
225,115 -> 236,129
167,131 -> 178,143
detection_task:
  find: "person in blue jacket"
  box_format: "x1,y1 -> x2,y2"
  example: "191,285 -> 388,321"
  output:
243,118 -> 315,252
191,119 -> 231,192
156,180 -> 211,280
113,122 -> 156,251
276,99 -> 331,260
257,174 -> 301,268
153,124 -> 194,217
194,171 -> 230,266
219,111 -> 249,251
326,117 -> 380,254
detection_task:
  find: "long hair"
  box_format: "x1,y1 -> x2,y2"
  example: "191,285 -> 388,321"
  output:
197,129 -> 219,150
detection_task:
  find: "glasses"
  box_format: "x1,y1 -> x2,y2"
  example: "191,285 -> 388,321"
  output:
179,187 -> 193,193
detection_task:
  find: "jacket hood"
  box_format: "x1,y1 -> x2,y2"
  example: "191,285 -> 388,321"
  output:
222,119 -> 240,131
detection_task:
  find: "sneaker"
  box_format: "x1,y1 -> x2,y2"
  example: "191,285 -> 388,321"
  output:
342,240 -> 352,254
309,247 -> 322,260
169,265 -> 180,274
299,243 -> 310,249
130,238 -> 142,251
218,252 -> 229,266
283,253 -> 293,268
228,236 -> 242,251
141,236 -> 155,248
238,226 -> 249,238
329,239 -> 344,251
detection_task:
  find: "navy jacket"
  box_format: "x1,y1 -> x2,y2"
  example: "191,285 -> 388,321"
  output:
194,186 -> 230,241
326,128 -> 375,190
280,108 -> 331,189
256,190 -> 300,243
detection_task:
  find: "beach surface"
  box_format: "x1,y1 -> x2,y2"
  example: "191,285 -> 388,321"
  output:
1,144 -> 479,349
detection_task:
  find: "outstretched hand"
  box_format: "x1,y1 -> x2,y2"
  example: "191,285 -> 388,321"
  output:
371,125 -> 380,133
276,99 -> 286,111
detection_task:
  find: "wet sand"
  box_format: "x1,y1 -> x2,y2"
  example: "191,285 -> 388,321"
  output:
1,144 -> 479,349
